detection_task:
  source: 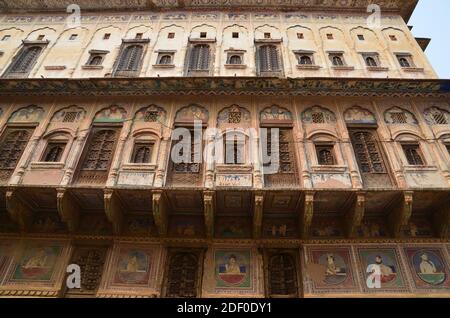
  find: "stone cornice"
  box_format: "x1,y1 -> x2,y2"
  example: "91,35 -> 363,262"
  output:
0,0 -> 418,22
0,76 -> 448,98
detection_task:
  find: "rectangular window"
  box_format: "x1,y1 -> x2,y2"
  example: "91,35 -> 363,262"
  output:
402,144 -> 424,165
200,32 -> 207,38
186,42 -> 212,76
172,129 -> 201,173
295,52 -> 314,65
131,142 -> 154,164
103,33 -> 111,40
113,42 -> 147,77
42,142 -> 66,162
264,33 -> 271,39
316,145 -> 335,165
168,32 -> 175,39
232,32 -> 239,39
326,33 -> 334,40
135,33 -> 143,40
329,53 -> 345,67
445,144 -> 450,155
297,33 -> 304,39
389,35 -> 397,41
37,35 -> 45,41
256,43 -> 283,76
69,34 -> 78,41
357,34 -> 365,41
1,35 -> 11,41
2,43 -> 46,78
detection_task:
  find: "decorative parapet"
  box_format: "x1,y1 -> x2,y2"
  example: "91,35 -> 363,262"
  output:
0,0 -> 418,22
0,77 -> 448,98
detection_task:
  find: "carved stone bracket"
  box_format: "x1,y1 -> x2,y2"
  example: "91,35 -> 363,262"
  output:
345,192 -> 366,238
56,188 -> 80,233
300,191 -> 314,239
433,202 -> 449,239
203,191 -> 215,239
388,191 -> 413,238
5,189 -> 33,232
104,189 -> 124,235
253,192 -> 264,239
152,190 -> 168,237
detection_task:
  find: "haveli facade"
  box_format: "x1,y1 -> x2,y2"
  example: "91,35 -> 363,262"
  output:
0,0 -> 449,298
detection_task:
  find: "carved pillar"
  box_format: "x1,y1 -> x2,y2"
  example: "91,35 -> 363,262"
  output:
204,134 -> 215,189
341,139 -> 363,189
203,190 -> 215,239
252,134 -> 263,189
152,190 -> 168,236
5,189 -> 33,232
300,191 -> 314,239
433,203 -> 449,239
10,135 -> 41,185
297,140 -> 312,188
154,137 -> 170,188
61,130 -> 89,185
56,188 -> 80,233
345,192 -> 365,238
253,192 -> 264,239
388,191 -> 413,238
106,121 -> 132,187
104,189 -> 124,235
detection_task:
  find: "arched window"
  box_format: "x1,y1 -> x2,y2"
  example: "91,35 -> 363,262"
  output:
81,129 -> 118,171
350,130 -> 386,173
0,129 -> 33,169
224,132 -> 245,165
365,56 -> 377,67
165,252 -> 199,298
88,55 -> 103,66
229,55 -> 242,65
299,55 -> 312,65
332,55 -> 344,66
116,45 -> 143,71
188,44 -> 210,71
268,253 -> 297,297
159,55 -> 172,65
4,45 -> 43,77
398,57 -> 410,68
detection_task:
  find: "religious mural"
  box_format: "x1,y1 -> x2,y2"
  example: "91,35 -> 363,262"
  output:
403,247 -> 450,290
344,106 -> 377,124
215,217 -> 251,238
175,105 -> 208,123
305,246 -> 359,293
9,243 -> 64,282
93,105 -> 127,123
215,249 -> 251,289
260,105 -> 293,122
8,105 -> 44,123
112,248 -> 152,286
262,218 -> 297,238
357,247 -> 407,293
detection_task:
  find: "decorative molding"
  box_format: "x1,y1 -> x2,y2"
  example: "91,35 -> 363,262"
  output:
345,192 -> 365,238
56,188 -> 80,233
104,189 -> 124,235
0,77 -> 448,98
300,191 -> 314,239
203,191 -> 215,239
253,192 -> 264,239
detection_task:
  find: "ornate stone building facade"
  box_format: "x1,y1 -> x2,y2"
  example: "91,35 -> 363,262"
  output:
0,0 -> 449,297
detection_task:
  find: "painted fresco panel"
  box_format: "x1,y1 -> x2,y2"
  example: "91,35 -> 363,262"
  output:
203,247 -> 261,296
304,246 -> 359,294
99,243 -> 164,296
403,246 -> 450,291
356,246 -> 408,293
3,240 -> 69,291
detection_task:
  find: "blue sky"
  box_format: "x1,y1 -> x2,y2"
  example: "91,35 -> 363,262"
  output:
409,0 -> 450,78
